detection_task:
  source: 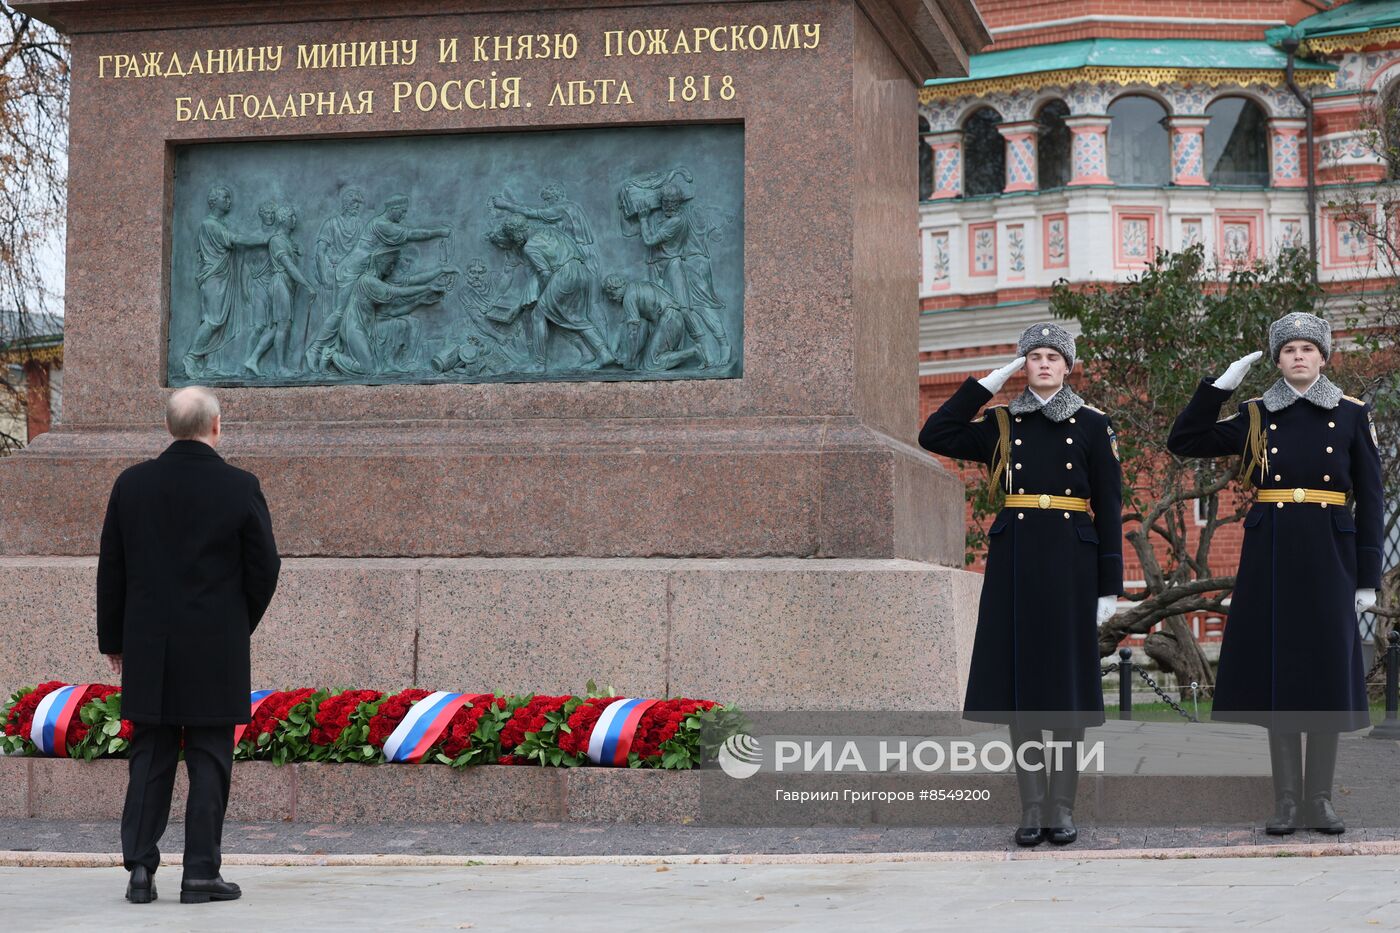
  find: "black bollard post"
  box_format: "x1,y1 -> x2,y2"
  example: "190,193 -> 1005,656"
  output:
1119,647 -> 1133,721
1369,630 -> 1400,740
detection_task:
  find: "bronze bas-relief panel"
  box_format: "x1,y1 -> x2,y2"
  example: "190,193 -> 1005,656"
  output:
167,123 -> 744,387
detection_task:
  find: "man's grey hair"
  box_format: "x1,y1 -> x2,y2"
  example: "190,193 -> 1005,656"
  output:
166,387 -> 220,440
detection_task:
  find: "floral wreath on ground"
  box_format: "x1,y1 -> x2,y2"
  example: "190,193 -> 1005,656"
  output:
2,680 -> 745,770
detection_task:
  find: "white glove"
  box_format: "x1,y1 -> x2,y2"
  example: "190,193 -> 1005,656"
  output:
1212,351 -> 1263,391
977,356 -> 1026,395
1356,589 -> 1378,614
1097,596 -> 1117,625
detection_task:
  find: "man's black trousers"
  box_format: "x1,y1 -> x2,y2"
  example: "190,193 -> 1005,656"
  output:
120,723 -> 234,879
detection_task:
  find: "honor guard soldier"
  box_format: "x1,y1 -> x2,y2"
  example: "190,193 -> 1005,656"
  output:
1167,311 -> 1382,835
920,323 -> 1124,847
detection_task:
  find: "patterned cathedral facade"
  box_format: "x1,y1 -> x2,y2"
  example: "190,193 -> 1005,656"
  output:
917,0 -> 1400,642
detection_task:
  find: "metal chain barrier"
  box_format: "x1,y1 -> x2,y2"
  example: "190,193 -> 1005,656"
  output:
1098,659 -> 1198,722
1131,665 -> 1198,722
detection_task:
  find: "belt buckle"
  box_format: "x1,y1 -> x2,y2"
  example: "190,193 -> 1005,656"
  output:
1292,487 -> 1305,503
1037,494 -> 1051,509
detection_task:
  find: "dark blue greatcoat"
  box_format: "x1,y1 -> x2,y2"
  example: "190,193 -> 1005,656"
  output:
97,441 -> 281,725
920,378 -> 1124,727
1167,378 -> 1383,732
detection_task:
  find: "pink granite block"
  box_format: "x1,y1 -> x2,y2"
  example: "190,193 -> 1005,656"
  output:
564,768 -> 702,823
29,758 -> 127,819
668,560 -> 979,710
250,560 -> 418,691
293,762 -> 565,823
0,559 -> 113,691
0,759 -> 30,817
415,560 -> 669,697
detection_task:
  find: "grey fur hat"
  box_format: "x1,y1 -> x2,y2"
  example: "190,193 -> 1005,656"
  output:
1269,311 -> 1331,360
1018,322 -> 1076,370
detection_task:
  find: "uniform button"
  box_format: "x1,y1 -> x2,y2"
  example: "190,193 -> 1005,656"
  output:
1069,417 -> 1076,424
1066,438 -> 1073,444
1276,502 -> 1284,509
1015,417 -> 1022,423
1321,503 -> 1329,509
1326,446 -> 1333,453
1065,489 -> 1072,495
1018,513 -> 1025,519
1015,463 -> 1023,470
1270,423 -> 1277,430
1271,447 -> 1278,454
1063,511 -> 1071,519
1328,421 -> 1335,428
1066,462 -> 1073,469
1014,439 -> 1022,446
1323,474 -> 1330,482
1018,488 -> 1025,494
1274,475 -> 1281,482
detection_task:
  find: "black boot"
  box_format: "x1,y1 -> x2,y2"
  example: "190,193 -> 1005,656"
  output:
1265,730 -> 1302,835
125,865 -> 157,904
180,875 -> 241,904
1009,726 -> 1046,847
1045,729 -> 1082,845
1303,731 -> 1345,834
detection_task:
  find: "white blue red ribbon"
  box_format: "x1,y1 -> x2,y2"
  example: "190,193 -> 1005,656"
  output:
233,689 -> 276,747
28,684 -> 91,757
586,698 -> 659,766
383,692 -> 491,763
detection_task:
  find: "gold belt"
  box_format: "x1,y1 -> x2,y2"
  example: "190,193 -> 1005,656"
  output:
1004,494 -> 1090,512
1256,488 -> 1348,506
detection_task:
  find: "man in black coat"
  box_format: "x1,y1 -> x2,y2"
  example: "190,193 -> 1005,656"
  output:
1168,311 -> 1382,835
97,386 -> 280,904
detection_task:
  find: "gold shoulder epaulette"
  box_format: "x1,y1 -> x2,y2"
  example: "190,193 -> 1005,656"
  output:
1081,404 -> 1105,414
972,404 -> 1004,424
1343,394 -> 1366,406
1243,397 -> 1261,404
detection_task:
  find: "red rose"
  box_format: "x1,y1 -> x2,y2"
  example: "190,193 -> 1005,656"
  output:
365,689 -> 432,749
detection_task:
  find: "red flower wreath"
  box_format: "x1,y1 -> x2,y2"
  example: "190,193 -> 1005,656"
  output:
309,690 -> 384,747
4,681 -> 68,740
438,695 -> 509,759
243,689 -> 319,746
557,697 -> 623,757
365,689 -> 432,749
61,684 -> 125,749
498,694 -> 575,754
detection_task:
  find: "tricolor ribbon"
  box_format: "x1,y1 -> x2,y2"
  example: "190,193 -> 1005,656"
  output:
586,698 -> 659,766
28,684 -> 92,757
233,689 -> 276,747
383,692 -> 493,763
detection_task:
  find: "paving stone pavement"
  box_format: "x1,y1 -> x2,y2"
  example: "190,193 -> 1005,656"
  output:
2,855 -> 1399,932
4,818 -> 1400,858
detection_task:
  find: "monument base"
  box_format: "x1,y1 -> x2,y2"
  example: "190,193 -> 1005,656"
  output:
0,758 -> 1271,827
1,421 -> 965,563
0,556 -> 981,712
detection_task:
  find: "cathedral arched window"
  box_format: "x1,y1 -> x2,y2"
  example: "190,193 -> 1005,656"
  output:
963,106 -> 1005,197
1108,95 -> 1170,186
1204,97 -> 1269,186
1037,99 -> 1071,189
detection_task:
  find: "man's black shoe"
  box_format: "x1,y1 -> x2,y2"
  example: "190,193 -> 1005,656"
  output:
180,875 -> 242,904
125,865 -> 156,904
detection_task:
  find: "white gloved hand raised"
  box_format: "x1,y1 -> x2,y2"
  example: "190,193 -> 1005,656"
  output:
977,356 -> 1026,395
1356,588 -> 1378,614
1096,595 -> 1117,625
1212,351 -> 1263,391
